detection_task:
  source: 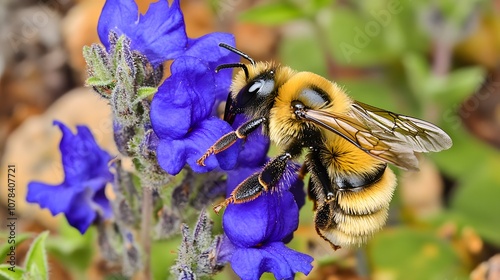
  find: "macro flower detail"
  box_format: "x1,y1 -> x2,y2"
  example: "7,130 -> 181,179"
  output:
221,162 -> 313,280
151,56 -> 239,174
97,0 -> 238,94
220,189 -> 313,280
97,0 -> 240,175
183,34 -> 240,102
26,121 -> 114,234
98,0 -> 186,65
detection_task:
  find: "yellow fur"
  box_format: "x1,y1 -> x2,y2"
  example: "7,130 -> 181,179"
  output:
230,62 -> 296,100
319,228 -> 369,247
268,72 -> 352,147
336,168 -> 397,215
226,62 -> 400,249
321,133 -> 385,176
333,206 -> 389,236
263,70 -> 397,247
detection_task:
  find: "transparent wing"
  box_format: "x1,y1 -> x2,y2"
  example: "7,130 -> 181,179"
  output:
301,101 -> 452,171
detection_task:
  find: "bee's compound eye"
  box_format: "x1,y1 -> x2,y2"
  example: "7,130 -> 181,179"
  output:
248,79 -> 275,96
299,88 -> 328,108
248,80 -> 263,93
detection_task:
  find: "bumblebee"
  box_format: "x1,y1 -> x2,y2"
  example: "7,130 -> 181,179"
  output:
197,43 -> 452,249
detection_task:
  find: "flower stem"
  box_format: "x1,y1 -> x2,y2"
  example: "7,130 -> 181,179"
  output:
140,187 -> 153,280
431,40 -> 452,77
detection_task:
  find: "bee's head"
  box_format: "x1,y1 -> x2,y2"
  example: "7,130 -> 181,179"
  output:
215,43 -> 280,124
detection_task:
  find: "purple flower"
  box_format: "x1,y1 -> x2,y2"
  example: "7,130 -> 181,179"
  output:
26,121 -> 113,234
97,0 -> 239,97
221,164 -> 312,280
98,0 -> 186,65
139,0 -> 240,175
151,56 -> 239,175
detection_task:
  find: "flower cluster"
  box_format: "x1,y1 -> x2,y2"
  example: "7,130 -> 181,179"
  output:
150,55 -> 239,174
27,121 -> 113,233
99,0 -> 240,175
98,0 -> 314,278
28,0 -> 314,279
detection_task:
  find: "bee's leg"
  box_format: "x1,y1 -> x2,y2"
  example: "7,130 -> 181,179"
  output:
213,153 -> 293,214
197,117 -> 266,166
259,153 -> 292,188
307,149 -> 336,202
314,202 -> 341,250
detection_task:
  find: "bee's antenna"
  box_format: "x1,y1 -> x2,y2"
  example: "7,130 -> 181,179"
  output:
218,43 -> 255,66
215,63 -> 249,80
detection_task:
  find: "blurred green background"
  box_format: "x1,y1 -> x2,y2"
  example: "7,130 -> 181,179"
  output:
239,0 -> 500,279
1,0 -> 499,279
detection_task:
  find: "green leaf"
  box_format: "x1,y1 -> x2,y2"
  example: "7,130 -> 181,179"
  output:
134,86 -> 158,104
151,237 -> 182,280
403,54 -> 485,108
279,35 -> 327,77
0,264 -> 25,280
336,79 -> 401,111
46,220 -> 95,272
325,1 -> 428,66
325,8 -> 395,66
23,231 -> 49,280
368,227 -> 467,280
239,3 -> 304,25
299,0 -> 335,15
0,233 -> 33,263
450,158 -> 500,246
433,67 -> 485,105
402,53 -> 429,97
431,124 -> 495,178
85,76 -> 114,87
311,0 -> 334,10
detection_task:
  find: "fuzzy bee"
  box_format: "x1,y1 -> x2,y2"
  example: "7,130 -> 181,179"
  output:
197,43 -> 452,249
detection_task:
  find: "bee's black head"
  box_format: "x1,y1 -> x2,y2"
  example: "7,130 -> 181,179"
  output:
215,43 -> 258,124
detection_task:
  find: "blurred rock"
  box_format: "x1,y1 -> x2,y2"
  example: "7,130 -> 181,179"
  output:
206,0 -> 280,62
462,227 -> 483,255
182,0 -> 216,38
0,87 -> 116,231
0,0 -> 77,154
61,0 -> 153,80
232,23 -> 279,62
400,158 -> 444,218
460,68 -> 500,149
62,0 -> 105,82
471,254 -> 500,280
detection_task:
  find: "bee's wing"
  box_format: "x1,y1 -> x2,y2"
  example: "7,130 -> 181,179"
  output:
302,101 -> 452,171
